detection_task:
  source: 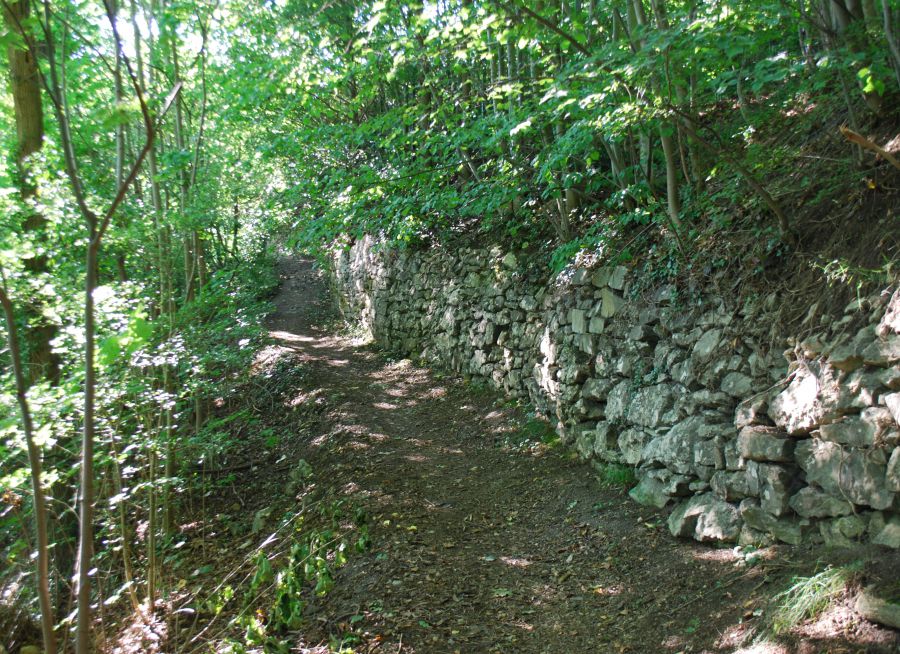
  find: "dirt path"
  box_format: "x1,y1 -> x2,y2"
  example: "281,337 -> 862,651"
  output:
234,259 -> 899,654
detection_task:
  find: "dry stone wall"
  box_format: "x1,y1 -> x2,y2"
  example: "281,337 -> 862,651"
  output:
329,236 -> 900,548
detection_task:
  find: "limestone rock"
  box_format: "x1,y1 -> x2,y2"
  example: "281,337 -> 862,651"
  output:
884,392 -> 900,425
871,515 -> 900,548
590,267 -> 611,288
582,376 -> 617,401
861,333 -> 900,367
501,252 -> 518,269
570,309 -> 586,334
599,288 -> 623,318
739,499 -> 803,545
520,295 -> 539,311
826,326 -> 873,372
724,439 -> 745,471
629,476 -> 671,508
887,447 -> 900,491
754,463 -> 795,517
605,381 -> 632,421
571,268 -> 591,285
878,367 -> 900,390
877,287 -> 900,336
795,439 -> 894,510
634,325 -> 659,345
643,417 -> 730,474
574,425 -> 596,459
573,397 -> 604,419
672,327 -> 703,347
692,328 -> 722,364
711,470 -> 752,501
856,585 -> 900,629
588,316 -> 606,334
694,437 -> 725,469
737,426 -> 794,462
788,486 -> 853,518
668,493 -> 741,542
734,395 -> 772,429
618,428 -> 650,465
819,407 -> 895,447
684,389 -> 732,411
769,362 -> 864,435
592,421 -> 618,455
844,368 -> 881,408
820,514 -> 868,547
671,358 -> 695,387
608,265 -> 628,291
739,525 -> 777,547
721,372 -> 753,398
627,384 -> 677,428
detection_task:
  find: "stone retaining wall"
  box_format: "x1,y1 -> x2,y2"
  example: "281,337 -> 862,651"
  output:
329,236 -> 900,548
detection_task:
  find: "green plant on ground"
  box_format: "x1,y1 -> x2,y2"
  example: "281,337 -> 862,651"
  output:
506,416 -> 560,451
816,257 -> 896,305
233,502 -> 371,650
594,462 -> 637,489
768,564 -> 858,635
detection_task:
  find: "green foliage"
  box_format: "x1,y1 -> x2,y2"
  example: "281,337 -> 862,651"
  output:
1,0 -> 899,645
233,0 -> 896,272
501,415 -> 559,451
234,501 -> 371,650
594,462 -> 637,489
768,564 -> 857,635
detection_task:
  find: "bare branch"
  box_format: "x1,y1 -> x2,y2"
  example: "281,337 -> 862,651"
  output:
840,126 -> 900,170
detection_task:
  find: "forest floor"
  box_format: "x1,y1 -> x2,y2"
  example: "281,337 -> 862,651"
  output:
163,259 -> 900,654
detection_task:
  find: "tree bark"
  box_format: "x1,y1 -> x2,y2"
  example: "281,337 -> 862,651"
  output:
0,284 -> 57,654
884,1 -> 900,87
2,0 -> 61,384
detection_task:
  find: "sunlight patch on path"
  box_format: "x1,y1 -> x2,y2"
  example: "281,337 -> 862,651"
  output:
268,329 -> 315,343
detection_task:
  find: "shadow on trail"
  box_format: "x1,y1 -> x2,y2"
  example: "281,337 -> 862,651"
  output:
252,258 -> 899,654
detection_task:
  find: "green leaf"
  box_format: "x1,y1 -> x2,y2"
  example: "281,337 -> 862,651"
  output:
99,336 -> 122,367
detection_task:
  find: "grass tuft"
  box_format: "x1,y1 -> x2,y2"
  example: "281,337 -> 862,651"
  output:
594,462 -> 637,489
768,564 -> 856,635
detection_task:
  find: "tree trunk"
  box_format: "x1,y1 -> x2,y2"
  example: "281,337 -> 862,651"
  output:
884,1 -> 900,87
75,239 -> 98,654
659,127 -> 682,228
3,0 -> 61,384
0,285 -> 57,654
3,1 -> 42,167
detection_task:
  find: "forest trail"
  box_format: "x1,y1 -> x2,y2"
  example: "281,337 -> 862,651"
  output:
223,259 -> 895,654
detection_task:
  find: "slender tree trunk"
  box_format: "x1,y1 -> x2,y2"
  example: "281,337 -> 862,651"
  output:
884,1 -> 900,87
0,284 -> 57,654
107,434 -> 139,611
230,201 -> 240,260
163,365 -> 176,534
189,16 -> 209,298
147,442 -> 158,611
659,127 -> 681,228
113,0 -> 125,190
76,238 -> 98,654
646,0 -> 682,228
